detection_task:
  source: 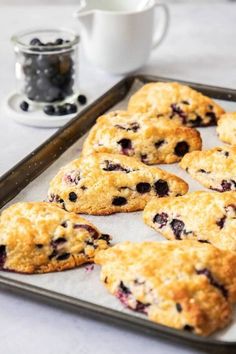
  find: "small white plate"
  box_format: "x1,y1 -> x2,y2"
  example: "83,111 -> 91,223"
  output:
3,92 -> 78,128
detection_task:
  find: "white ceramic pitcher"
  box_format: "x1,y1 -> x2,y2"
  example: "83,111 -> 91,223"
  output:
74,0 -> 169,74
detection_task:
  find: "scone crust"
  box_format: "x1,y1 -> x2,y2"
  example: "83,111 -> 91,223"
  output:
143,191 -> 236,252
48,153 -> 188,215
82,111 -> 202,164
95,240 -> 236,336
217,112 -> 236,145
0,202 -> 110,274
128,82 -> 224,127
180,146 -> 236,191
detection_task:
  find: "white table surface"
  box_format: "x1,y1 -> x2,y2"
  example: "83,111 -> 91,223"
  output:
0,3 -> 236,354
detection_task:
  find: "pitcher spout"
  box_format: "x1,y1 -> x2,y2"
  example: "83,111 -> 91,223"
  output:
73,0 -> 94,33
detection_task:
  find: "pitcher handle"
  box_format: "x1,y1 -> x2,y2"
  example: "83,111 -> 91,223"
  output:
73,0 -> 87,18
152,2 -> 170,49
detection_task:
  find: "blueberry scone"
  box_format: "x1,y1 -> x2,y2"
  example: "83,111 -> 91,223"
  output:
82,111 -> 202,164
217,112 -> 236,145
143,191 -> 236,251
0,202 -> 111,273
95,240 -> 236,336
128,82 -> 224,127
48,153 -> 188,215
180,146 -> 236,192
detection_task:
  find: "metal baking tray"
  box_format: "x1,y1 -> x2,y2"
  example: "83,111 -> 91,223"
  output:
1,75 -> 236,352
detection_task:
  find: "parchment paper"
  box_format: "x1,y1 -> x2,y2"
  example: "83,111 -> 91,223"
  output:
2,79 -> 236,341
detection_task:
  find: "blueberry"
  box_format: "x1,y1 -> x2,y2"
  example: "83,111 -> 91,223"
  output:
183,325 -> 194,332
196,268 -> 228,298
61,221 -> 68,228
65,103 -> 77,114
119,281 -> 131,294
43,66 -> 58,78
54,105 -> 67,116
74,224 -> 99,239
36,244 -> 44,249
176,303 -> 182,312
99,234 -> 111,242
43,105 -> 55,115
55,38 -> 63,45
77,94 -> 87,105
155,140 -> 165,149
153,212 -> 168,228
136,182 -> 151,194
216,215 -> 226,229
45,87 -> 61,102
154,179 -> 169,197
0,245 -> 6,268
174,141 -> 189,157
170,219 -> 185,239
36,77 -> 50,90
68,191 -> 77,202
112,196 -> 127,206
206,111 -> 216,124
30,38 -> 42,46
56,253 -> 70,261
189,115 -> 203,127
103,161 -> 130,173
117,139 -> 132,150
20,101 -> 29,112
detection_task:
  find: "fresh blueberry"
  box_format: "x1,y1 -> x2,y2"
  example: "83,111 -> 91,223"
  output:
55,38 -> 64,45
65,103 -> 77,114
170,219 -> 185,239
29,38 -> 42,46
183,325 -> 194,332
68,191 -> 77,202
43,105 -> 55,115
154,179 -> 169,197
54,105 -> 67,116
136,182 -> 151,194
20,101 -> 29,112
174,141 -> 189,157
112,196 -> 127,206
77,94 -> 87,105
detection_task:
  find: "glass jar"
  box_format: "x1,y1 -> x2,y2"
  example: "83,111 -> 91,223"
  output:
11,28 -> 79,105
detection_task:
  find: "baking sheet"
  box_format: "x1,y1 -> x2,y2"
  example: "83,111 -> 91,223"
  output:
1,79 -> 236,342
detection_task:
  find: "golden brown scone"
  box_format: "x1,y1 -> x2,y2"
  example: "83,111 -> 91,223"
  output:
95,240 -> 236,336
217,112 -> 236,145
128,82 -> 224,127
48,153 -> 188,215
0,202 -> 111,274
143,191 -> 236,251
82,111 -> 202,164
180,146 -> 236,191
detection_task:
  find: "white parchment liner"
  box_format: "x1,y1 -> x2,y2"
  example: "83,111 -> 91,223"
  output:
2,79 -> 236,341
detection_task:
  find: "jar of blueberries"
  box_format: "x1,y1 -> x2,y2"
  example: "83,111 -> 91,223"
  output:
11,29 -> 81,115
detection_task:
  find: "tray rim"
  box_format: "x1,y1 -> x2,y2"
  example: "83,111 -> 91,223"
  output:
1,74 -> 236,349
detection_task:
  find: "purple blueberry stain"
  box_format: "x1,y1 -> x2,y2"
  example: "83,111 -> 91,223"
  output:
153,212 -> 168,228
103,160 -> 130,173
64,171 -> 80,185
116,281 -> 149,314
170,219 -> 185,239
196,268 -> 228,298
74,224 -> 99,239
154,179 -> 169,197
140,154 -> 148,163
